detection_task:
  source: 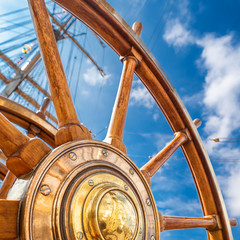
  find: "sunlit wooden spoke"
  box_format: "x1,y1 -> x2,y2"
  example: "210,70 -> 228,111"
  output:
104,22 -> 142,153
15,88 -> 57,123
0,113 -> 50,177
0,150 -> 7,161
27,0 -> 91,146
28,97 -> 51,138
0,163 -> 7,180
37,97 -> 50,119
141,131 -> 189,185
0,171 -> 16,199
159,214 -> 220,231
0,200 -> 20,239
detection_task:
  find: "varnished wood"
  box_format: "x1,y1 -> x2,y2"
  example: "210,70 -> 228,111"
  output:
28,0 -> 91,146
15,88 -> 57,123
159,214 -> 219,231
193,118 -> 202,128
104,22 -> 142,153
0,97 -> 56,147
39,2 -> 234,238
0,113 -> 50,177
229,218 -> 237,227
0,113 -> 29,157
141,131 -> 188,185
0,163 -> 7,180
0,1 -> 233,239
132,21 -> 143,36
28,97 -> 51,138
0,200 -> 20,239
0,150 -> 7,161
37,97 -> 50,119
0,171 -> 16,199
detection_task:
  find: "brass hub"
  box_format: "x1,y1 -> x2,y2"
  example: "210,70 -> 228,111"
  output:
15,140 -> 160,240
70,173 -> 142,240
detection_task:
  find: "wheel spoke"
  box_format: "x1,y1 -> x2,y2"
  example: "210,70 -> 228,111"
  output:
159,214 -> 219,231
141,131 -> 189,185
27,0 -> 91,146
0,162 -> 8,180
0,113 -> 50,177
104,22 -> 142,153
27,97 -> 51,138
0,200 -> 20,239
0,171 -> 16,199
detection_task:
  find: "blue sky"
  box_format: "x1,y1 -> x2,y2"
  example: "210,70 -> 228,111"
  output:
0,0 -> 240,239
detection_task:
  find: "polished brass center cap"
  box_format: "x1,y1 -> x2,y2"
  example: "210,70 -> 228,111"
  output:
98,190 -> 138,239
83,184 -> 139,240
70,173 -> 143,240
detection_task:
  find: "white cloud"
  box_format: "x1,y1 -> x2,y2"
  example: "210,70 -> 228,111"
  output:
163,0 -> 194,48
163,19 -> 194,47
156,197 -> 201,216
130,84 -> 155,109
163,1 -> 240,218
83,65 -> 110,86
153,112 -> 160,121
129,0 -> 146,8
196,34 -> 240,153
225,164 -> 240,216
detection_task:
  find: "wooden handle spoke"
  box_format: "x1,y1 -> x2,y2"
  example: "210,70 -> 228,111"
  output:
37,97 -> 51,119
229,218 -> 238,227
159,214 -> 219,231
0,200 -> 20,239
28,0 -> 91,146
0,171 -> 16,199
104,22 -> 142,153
0,113 -> 50,177
193,118 -> 202,128
27,97 -> 51,138
0,163 -> 8,180
141,131 -> 189,185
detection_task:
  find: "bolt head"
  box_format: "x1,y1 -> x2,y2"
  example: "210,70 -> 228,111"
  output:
129,168 -> 134,175
88,179 -> 94,187
69,152 -> 77,161
77,232 -> 83,239
102,149 -> 108,157
146,198 -> 151,206
40,184 -> 51,196
124,185 -> 129,191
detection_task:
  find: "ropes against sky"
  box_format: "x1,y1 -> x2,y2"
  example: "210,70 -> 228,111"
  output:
0,1 -> 106,126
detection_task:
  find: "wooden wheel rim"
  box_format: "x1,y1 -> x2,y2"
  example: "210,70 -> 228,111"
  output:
50,0 -> 232,239
0,0 -> 233,239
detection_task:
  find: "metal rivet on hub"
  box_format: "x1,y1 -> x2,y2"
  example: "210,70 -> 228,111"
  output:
124,185 -> 128,191
40,184 -> 51,196
150,236 -> 155,240
146,198 -> 151,206
102,149 -> 108,157
77,232 -> 83,239
88,179 -> 94,187
69,152 -> 77,161
129,168 -> 134,175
